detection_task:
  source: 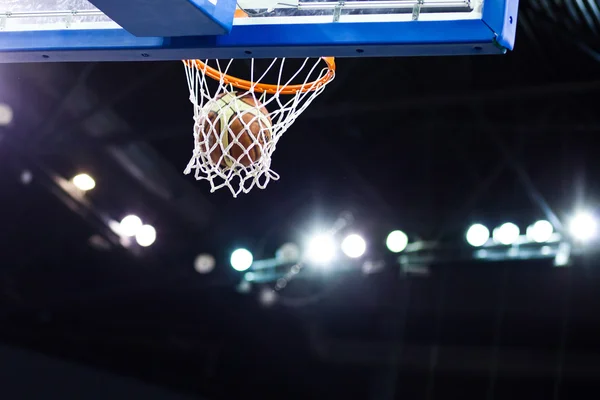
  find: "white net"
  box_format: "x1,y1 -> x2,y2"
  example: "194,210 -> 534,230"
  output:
183,58 -> 335,197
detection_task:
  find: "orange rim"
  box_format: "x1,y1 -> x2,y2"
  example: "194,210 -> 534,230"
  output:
234,9 -> 249,18
183,57 -> 336,95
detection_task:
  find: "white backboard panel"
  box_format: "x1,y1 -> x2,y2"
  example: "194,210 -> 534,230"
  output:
0,0 -> 119,31
1,0 -> 481,32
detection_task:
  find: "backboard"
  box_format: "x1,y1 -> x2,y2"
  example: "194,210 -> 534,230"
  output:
0,0 -> 519,62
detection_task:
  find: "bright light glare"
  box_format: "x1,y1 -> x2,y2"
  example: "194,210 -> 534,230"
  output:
306,234 -> 336,265
135,224 -> 156,247
493,222 -> 520,245
569,211 -> 597,242
466,224 -> 490,247
120,215 -> 143,237
230,248 -> 253,271
526,220 -> 554,243
386,230 -> 408,253
341,234 -> 366,258
72,173 -> 96,191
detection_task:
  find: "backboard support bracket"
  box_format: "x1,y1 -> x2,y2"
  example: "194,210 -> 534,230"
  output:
87,0 -> 237,37
481,0 -> 519,50
412,0 -> 424,21
333,1 -> 344,22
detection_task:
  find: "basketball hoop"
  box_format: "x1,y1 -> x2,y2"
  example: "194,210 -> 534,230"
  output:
185,57 -> 336,95
182,56 -> 336,197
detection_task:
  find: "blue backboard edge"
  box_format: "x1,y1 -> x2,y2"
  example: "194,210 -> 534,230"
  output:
482,0 -> 520,50
0,19 -> 503,63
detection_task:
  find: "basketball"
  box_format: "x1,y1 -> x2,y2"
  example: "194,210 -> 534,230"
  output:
197,92 -> 272,168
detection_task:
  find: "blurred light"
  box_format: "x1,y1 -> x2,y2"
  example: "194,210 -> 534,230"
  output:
275,278 -> 287,290
493,222 -> 520,245
541,245 -> 552,256
507,247 -> 519,257
194,253 -> 216,274
0,103 -> 13,126
231,248 -> 253,271
402,264 -> 430,276
466,224 -> 490,247
526,220 -> 554,243
306,234 -> 336,265
72,173 -> 96,191
236,280 -> 252,294
135,224 -> 156,247
362,260 -> 385,275
386,230 -> 408,253
554,242 -> 571,267
341,234 -> 366,258
108,220 -> 122,235
569,211 -> 597,242
20,170 -> 32,185
475,249 -> 488,258
276,242 -> 301,264
118,236 -> 133,248
258,287 -> 277,307
88,235 -> 111,251
119,215 -> 143,237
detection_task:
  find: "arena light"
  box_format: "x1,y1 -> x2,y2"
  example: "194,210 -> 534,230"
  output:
568,211 -> 597,242
258,287 -> 278,307
119,215 -> 143,237
493,222 -> 520,245
306,233 -> 336,265
231,248 -> 253,271
526,220 -> 553,243
135,224 -> 157,247
465,224 -> 490,247
0,103 -> 13,126
72,173 -> 96,191
386,230 -> 408,253
341,234 -> 366,259
20,170 -> 33,185
194,253 -> 216,274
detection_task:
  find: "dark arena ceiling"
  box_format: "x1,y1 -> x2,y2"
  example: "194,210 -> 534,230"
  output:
2,0 -> 600,399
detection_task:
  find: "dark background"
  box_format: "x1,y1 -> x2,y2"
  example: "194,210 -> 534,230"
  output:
1,0 -> 600,399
